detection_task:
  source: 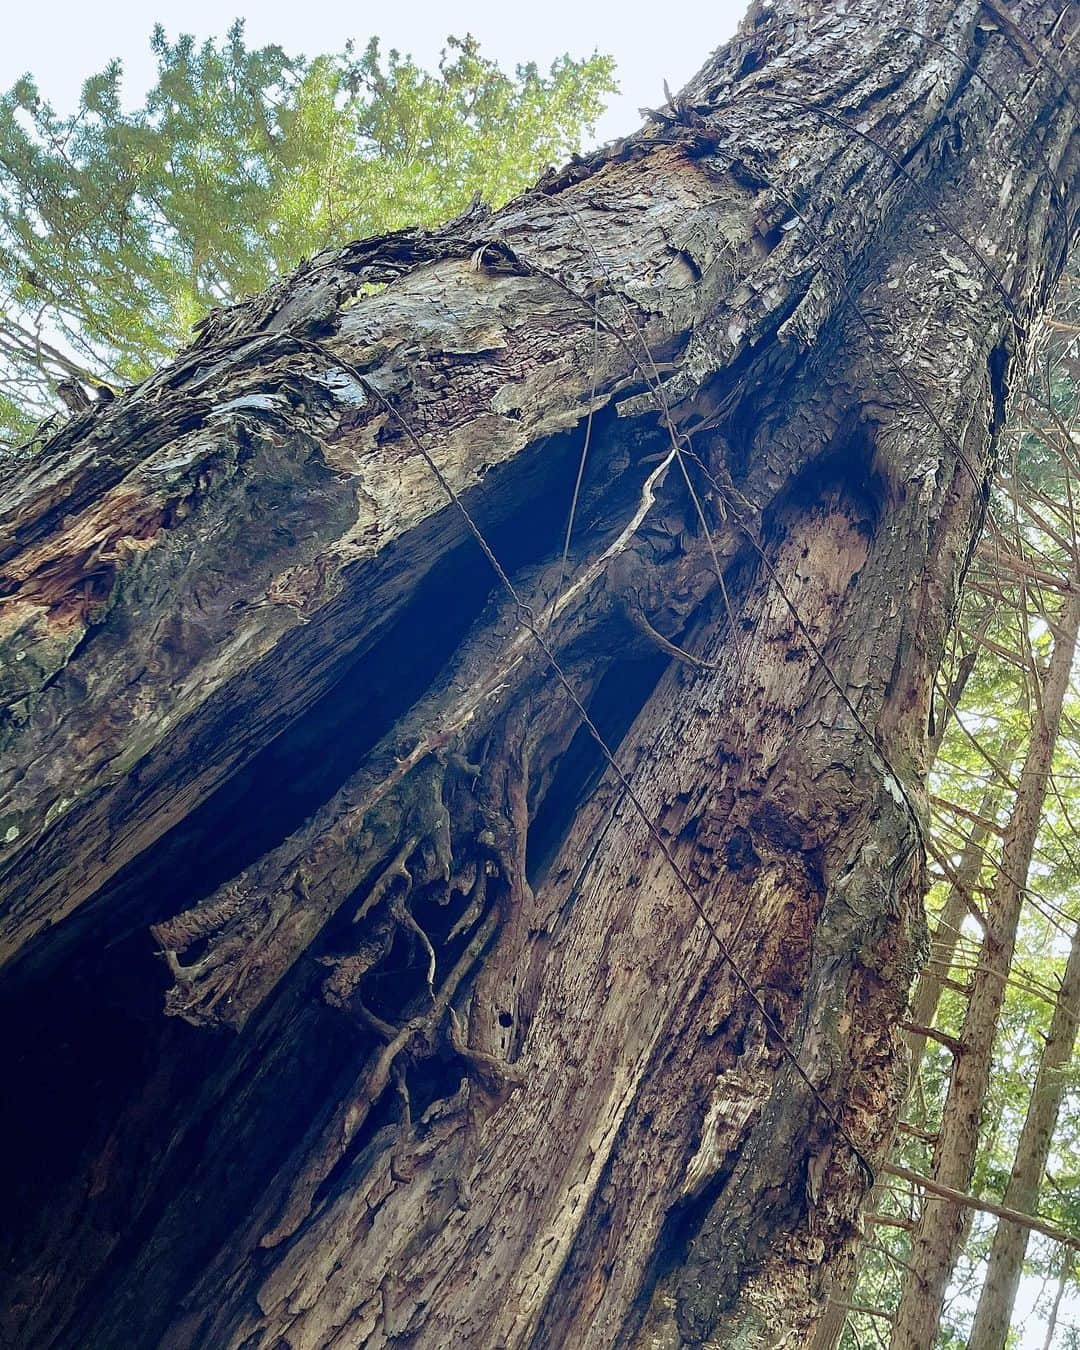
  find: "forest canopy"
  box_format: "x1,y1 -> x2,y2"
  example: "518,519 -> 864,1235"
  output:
0,21 -> 616,442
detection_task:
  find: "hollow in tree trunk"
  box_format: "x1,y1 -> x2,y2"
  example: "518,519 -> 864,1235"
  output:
0,2 -> 1076,1346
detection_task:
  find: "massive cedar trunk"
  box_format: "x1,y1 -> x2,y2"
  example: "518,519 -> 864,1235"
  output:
0,2 -> 1076,1346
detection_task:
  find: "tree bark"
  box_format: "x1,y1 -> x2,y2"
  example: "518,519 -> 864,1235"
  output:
967,910 -> 1080,1348
890,583 -> 1080,1350
1,2 -> 1076,1347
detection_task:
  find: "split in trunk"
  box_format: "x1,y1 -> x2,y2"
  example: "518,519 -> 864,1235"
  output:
1,1 -> 1077,1346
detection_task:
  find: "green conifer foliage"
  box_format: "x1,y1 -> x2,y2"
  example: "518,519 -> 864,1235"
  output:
0,23 -> 616,441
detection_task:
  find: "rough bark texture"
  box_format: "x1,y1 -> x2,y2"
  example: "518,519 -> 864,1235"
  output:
0,2 -> 1076,1347
891,583 -> 1080,1350
967,907 -> 1080,1348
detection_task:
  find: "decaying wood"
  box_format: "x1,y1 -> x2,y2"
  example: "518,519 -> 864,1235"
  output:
0,1 -> 1076,1347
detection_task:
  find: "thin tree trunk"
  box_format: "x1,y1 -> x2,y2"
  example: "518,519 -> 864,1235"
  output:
968,911 -> 1080,1348
906,767 -> 1013,1087
927,602 -> 995,761
0,3 -> 1076,1347
1041,1250 -> 1073,1350
891,584 -> 1080,1350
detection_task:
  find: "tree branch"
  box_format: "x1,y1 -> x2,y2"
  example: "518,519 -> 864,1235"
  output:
882,1162 -> 1080,1252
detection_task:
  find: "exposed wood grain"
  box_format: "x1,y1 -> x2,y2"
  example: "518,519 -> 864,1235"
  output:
0,1 -> 1076,1346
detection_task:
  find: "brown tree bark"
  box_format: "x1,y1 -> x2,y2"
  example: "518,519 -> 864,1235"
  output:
0,2 -> 1076,1347
890,582 -> 1080,1350
967,909 -> 1080,1348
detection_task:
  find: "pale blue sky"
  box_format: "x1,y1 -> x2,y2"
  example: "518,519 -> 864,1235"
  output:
2,0 -> 747,146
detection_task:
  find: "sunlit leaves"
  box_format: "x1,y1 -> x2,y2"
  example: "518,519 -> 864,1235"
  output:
0,21 -> 616,442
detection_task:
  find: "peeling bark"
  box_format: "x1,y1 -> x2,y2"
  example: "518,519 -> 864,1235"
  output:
0,2 -> 1077,1347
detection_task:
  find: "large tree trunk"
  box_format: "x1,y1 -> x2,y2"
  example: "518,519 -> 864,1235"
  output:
1,2 -> 1076,1346
890,582 -> 1080,1350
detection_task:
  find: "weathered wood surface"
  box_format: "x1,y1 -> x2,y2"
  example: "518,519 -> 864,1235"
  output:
0,0 -> 1076,1346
